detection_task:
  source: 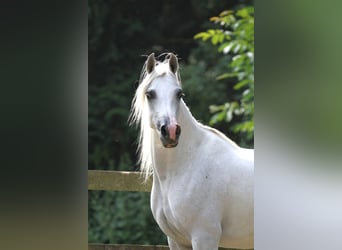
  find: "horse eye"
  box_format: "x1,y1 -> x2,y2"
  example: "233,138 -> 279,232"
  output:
145,90 -> 156,100
176,90 -> 185,99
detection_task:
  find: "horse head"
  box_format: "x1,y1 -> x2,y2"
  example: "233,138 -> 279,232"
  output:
144,53 -> 184,148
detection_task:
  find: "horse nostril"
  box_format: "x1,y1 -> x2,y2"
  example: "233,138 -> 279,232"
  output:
160,125 -> 168,138
176,125 -> 181,137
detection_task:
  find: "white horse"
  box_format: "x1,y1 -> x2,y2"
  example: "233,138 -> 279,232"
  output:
130,53 -> 254,250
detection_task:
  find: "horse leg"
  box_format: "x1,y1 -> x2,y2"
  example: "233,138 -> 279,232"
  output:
191,231 -> 220,250
167,237 -> 191,250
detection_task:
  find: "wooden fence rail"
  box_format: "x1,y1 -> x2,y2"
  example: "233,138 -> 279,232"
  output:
88,170 -> 151,192
88,170 -> 251,250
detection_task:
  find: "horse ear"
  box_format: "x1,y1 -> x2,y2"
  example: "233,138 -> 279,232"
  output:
146,53 -> 156,74
168,53 -> 178,74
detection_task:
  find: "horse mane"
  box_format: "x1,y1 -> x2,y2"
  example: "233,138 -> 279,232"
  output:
129,54 -> 181,181
200,124 -> 239,149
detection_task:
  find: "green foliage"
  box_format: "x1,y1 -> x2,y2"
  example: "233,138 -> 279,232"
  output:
180,43 -> 232,125
89,191 -> 166,245
194,7 -> 254,146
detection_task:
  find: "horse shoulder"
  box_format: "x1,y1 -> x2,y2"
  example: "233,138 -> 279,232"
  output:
197,125 -> 254,215
198,130 -> 254,248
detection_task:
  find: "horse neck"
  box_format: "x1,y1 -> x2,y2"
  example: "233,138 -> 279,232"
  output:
151,100 -> 201,178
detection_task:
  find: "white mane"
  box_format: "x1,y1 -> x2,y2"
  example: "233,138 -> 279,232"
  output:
129,57 -> 181,180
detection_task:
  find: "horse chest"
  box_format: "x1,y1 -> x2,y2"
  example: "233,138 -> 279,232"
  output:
151,182 -> 192,245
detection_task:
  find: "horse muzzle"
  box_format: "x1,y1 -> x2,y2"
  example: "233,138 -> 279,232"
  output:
159,123 -> 181,148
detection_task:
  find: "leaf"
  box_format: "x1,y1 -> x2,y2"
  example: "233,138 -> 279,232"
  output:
233,79 -> 250,90
219,10 -> 233,17
226,105 -> 234,122
211,34 -> 219,45
222,42 -> 234,54
216,72 -> 238,80
218,42 -> 230,52
237,8 -> 249,18
209,111 -> 226,125
209,104 -> 227,113
237,72 -> 246,81
194,32 -> 210,40
233,43 -> 241,53
233,120 -> 254,133
218,33 -> 225,43
208,29 -> 216,35
234,107 -> 245,115
232,54 -> 245,64
210,16 -> 219,22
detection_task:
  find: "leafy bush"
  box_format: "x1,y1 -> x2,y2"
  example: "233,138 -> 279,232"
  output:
194,7 -> 254,147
